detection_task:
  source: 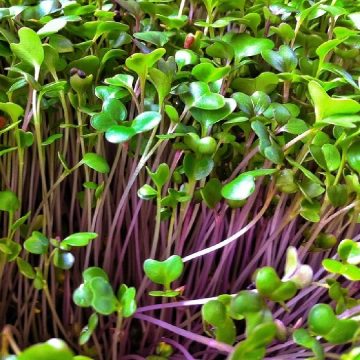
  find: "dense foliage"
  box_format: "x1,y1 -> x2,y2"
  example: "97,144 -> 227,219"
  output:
0,0 -> 360,359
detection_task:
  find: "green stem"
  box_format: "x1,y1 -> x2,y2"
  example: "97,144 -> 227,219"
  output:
33,66 -> 50,230
112,312 -> 123,360
150,190 -> 162,259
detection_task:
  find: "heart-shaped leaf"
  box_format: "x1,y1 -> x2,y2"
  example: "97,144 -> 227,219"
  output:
192,63 -> 230,83
147,163 -> 170,189
262,45 -> 297,72
18,130 -> 34,148
73,284 -> 93,308
143,255 -> 184,287
190,98 -> 237,130
126,48 -> 166,81
181,82 -> 225,110
10,27 -> 44,71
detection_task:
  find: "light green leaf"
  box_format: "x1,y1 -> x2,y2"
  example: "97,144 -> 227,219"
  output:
10,27 -> 44,70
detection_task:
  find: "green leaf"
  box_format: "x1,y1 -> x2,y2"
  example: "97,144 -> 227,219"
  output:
91,113 -> 116,132
125,48 -> 166,81
24,232 -> 49,255
143,255 -> 184,286
223,33 -> 274,61
308,81 -> 360,122
231,72 -> 279,95
200,178 -> 222,209
338,239 -> 360,265
102,98 -> 127,122
322,259 -> 343,274
16,258 -> 35,279
82,153 -> 110,174
105,74 -> 134,90
105,125 -> 136,144
61,232 -> 97,247
18,339 -> 73,360
132,111 -> 162,133
0,102 -> 23,122
117,284 -> 137,317
321,144 -> 340,172
10,27 -> 44,71
221,174 -> 255,201
232,91 -> 271,117
190,98 -> 237,130
37,17 -> 68,36
147,163 -> 170,189
181,82 -> 225,110
149,68 -> 171,108
149,290 -> 180,297
316,38 -> 344,72
17,130 -> 34,148
214,317 -> 236,345
79,313 -> 98,345
83,267 -> 109,283
42,133 -> 63,146
0,239 -> 21,261
11,211 -> 31,231
327,185 -> 347,207
73,284 -> 93,308
134,31 -> 169,47
192,63 -> 230,83
282,118 -> 309,134
89,277 -> 117,315
183,153 -> 214,181
308,304 -> 337,336
206,40 -> 234,61
175,49 -> 198,70
0,190 -> 20,212
53,249 -> 75,270
293,329 -> 324,360
262,45 -> 297,72
286,157 -> 323,185
348,141 -> 360,173
138,184 -> 158,200
202,300 -> 227,327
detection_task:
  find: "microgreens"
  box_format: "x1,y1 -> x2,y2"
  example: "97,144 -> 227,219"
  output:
1,0 -> 360,359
